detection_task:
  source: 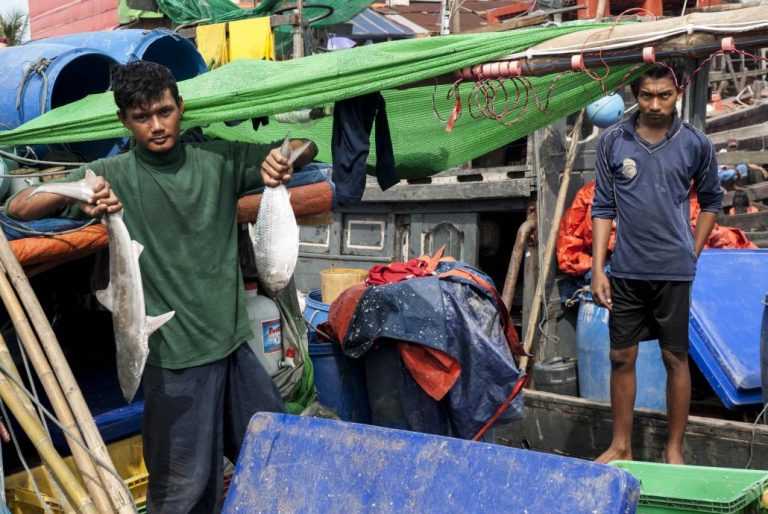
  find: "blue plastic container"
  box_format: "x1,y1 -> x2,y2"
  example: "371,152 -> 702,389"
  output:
689,249 -> 768,408
29,29 -> 207,80
304,290 -> 371,423
223,413 -> 641,513
0,44 -> 117,131
577,292 -> 668,411
760,293 -> 767,420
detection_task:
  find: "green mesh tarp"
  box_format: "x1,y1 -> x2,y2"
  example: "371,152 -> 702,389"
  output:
205,65 -> 640,178
0,26 -> 639,176
154,0 -> 374,27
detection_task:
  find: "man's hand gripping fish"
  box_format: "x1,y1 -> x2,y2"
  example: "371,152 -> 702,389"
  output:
31,171 -> 174,402
252,135 -> 309,294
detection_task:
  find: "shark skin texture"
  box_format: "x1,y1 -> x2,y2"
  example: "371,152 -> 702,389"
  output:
32,170 -> 175,402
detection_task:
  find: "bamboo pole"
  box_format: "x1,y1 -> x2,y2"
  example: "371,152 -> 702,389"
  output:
0,341 -> 97,514
0,261 -> 113,513
0,336 -> 76,513
0,231 -> 135,514
519,111 -> 585,371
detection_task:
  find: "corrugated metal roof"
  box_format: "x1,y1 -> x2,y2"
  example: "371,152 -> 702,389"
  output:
350,8 -> 414,37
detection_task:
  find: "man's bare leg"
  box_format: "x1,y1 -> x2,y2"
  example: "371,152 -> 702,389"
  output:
596,345 -> 639,463
661,349 -> 689,464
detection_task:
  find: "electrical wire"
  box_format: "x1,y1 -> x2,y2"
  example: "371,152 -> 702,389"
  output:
0,217 -> 99,239
0,399 -> 55,514
0,148 -> 84,169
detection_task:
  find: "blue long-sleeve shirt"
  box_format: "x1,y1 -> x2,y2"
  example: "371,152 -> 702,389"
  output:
592,111 -> 722,281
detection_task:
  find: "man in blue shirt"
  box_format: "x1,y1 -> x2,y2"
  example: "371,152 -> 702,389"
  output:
591,64 -> 722,464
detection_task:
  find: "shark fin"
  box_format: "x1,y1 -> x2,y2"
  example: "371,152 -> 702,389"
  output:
147,311 -> 175,336
132,240 -> 144,259
95,285 -> 115,312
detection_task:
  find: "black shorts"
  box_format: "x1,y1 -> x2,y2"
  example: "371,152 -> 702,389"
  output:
608,277 -> 691,353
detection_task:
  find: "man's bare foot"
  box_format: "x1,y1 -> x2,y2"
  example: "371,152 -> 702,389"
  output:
664,447 -> 685,464
595,446 -> 632,464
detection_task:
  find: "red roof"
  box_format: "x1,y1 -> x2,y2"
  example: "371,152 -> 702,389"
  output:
29,0 -> 120,40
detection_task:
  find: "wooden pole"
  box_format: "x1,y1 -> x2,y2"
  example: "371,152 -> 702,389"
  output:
519,111 -> 585,371
292,0 -> 304,58
0,261 -> 114,513
0,341 -> 98,514
520,0 -> 606,371
0,231 -> 135,514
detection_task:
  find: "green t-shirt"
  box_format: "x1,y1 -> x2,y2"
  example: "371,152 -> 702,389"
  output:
56,141 -> 272,369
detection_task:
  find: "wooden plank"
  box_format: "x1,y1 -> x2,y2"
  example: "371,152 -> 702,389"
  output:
716,210 -> 768,231
709,124 -> 768,151
715,150 -> 768,166
495,389 -> 768,467
709,68 -> 768,83
462,5 -> 586,34
360,177 -> 533,202
706,102 -> 768,133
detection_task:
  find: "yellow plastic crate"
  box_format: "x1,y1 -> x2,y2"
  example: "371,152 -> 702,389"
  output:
4,435 -> 147,513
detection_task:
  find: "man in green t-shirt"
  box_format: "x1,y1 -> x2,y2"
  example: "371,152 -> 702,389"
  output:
8,61 -> 317,513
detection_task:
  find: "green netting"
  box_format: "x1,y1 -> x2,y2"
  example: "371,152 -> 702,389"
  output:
154,0 -> 374,27
205,64 -> 641,178
0,25 -> 641,176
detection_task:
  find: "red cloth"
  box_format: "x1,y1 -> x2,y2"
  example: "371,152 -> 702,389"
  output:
556,181 -> 757,277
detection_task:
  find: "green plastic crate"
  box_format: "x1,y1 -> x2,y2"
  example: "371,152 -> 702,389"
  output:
611,461 -> 768,514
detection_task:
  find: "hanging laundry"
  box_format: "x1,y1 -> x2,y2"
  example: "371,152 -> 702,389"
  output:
228,17 -> 275,61
331,92 -> 398,206
195,23 -> 229,69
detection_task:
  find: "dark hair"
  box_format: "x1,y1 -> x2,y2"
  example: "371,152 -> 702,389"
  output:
112,61 -> 180,112
733,190 -> 749,209
630,64 -> 682,98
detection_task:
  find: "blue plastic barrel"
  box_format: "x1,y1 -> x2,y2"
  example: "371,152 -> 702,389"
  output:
29,29 -> 207,80
304,290 -> 371,423
0,44 -> 117,131
576,292 -> 668,411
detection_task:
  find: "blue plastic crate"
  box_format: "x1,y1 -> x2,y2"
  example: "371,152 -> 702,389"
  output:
223,413 -> 640,513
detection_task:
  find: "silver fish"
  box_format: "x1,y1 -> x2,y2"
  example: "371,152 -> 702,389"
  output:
251,135 -> 305,294
32,170 -> 174,402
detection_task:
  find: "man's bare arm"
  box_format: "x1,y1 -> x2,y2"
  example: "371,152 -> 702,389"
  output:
693,211 -> 717,257
6,176 -> 122,220
591,217 -> 614,310
6,188 -> 72,220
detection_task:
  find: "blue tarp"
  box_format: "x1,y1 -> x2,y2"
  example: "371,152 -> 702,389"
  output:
0,213 -> 95,241
342,261 -> 525,439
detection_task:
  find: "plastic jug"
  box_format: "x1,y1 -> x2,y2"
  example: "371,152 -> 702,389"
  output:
244,281 -> 282,376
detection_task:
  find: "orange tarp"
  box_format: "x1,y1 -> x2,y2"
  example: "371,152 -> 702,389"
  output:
556,181 -> 757,277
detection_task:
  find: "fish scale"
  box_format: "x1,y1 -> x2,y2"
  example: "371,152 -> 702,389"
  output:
251,135 -> 302,294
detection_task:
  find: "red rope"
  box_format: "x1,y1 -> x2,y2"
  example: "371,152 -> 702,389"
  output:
471,374 -> 528,442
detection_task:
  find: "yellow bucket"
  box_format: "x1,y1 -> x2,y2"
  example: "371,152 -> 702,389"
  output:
320,268 -> 368,304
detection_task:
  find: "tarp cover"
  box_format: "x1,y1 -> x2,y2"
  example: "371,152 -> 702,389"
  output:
0,25 -> 643,178
335,261 -> 525,439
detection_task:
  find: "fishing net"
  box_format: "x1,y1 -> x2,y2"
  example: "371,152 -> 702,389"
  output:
154,0 -> 374,27
0,25 -> 642,177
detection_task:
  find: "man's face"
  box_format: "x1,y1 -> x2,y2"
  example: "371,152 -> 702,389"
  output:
118,89 -> 184,153
635,76 -> 679,126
